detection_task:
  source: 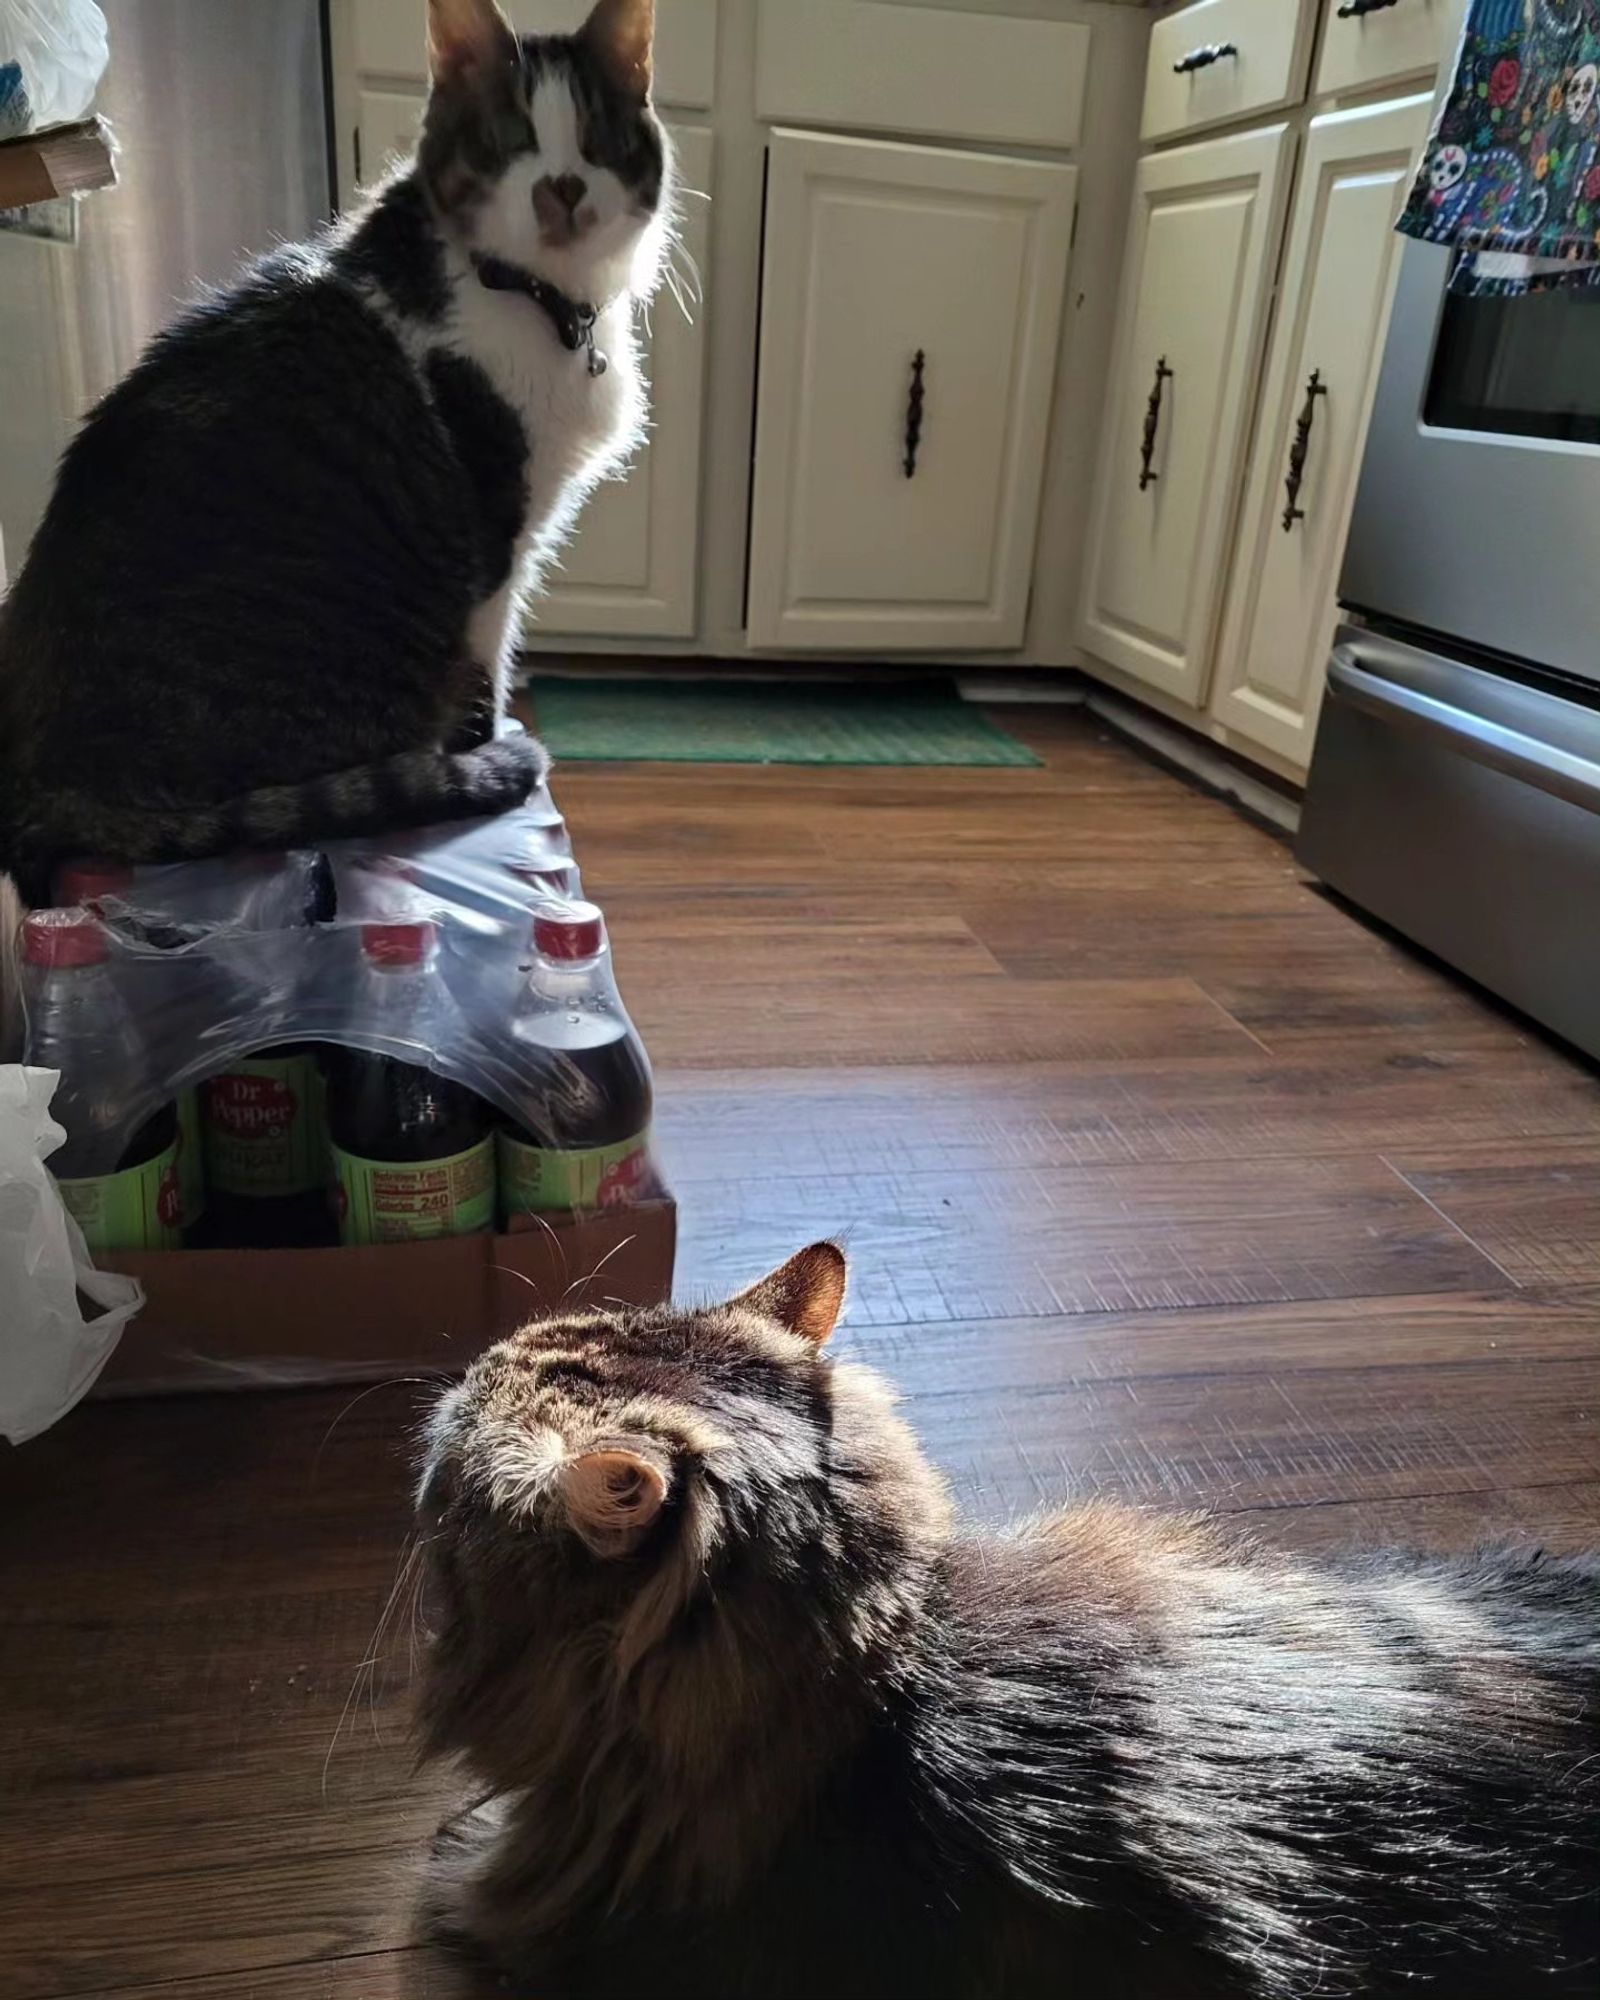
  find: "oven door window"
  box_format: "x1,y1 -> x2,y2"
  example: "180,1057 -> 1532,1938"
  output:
1423,278 -> 1600,445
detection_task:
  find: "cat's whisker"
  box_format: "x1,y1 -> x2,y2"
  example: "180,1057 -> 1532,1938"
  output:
670,240 -> 704,306
659,262 -> 695,329
324,1532 -> 423,1792
313,1376 -> 450,1481
561,1233 -> 639,1303
491,1261 -> 548,1296
526,1212 -> 572,1289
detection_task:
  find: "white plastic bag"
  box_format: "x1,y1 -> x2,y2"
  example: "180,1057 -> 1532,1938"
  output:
0,1063 -> 142,1443
0,0 -> 109,138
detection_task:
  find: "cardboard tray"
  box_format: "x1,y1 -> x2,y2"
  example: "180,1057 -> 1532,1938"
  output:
92,1198 -> 676,1397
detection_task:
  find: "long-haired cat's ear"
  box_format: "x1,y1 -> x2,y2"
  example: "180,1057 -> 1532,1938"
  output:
427,0 -> 517,86
561,1447 -> 668,1557
730,1242 -> 848,1346
583,0 -> 655,98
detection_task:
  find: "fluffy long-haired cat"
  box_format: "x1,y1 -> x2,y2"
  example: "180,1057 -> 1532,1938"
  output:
0,0 -> 670,905
415,1244 -> 1599,2000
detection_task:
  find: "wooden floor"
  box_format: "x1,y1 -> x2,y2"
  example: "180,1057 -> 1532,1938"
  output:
4,707 -> 1598,1999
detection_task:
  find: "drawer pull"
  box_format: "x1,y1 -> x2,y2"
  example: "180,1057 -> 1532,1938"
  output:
1336,0 -> 1401,17
1281,368 -> 1327,531
1172,40 -> 1238,74
903,348 -> 926,479
1138,356 -> 1174,492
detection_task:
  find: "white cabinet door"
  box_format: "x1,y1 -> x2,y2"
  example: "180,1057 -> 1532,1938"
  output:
1210,95 -> 1431,772
355,87 -> 424,190
746,129 -> 1076,653
530,123 -> 712,639
1078,124 -> 1292,706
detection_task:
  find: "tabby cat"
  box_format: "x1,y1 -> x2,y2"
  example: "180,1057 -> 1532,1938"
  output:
0,0 -> 670,905
416,1244 -> 1599,2000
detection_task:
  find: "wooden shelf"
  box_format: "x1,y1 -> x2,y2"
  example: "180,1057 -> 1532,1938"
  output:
0,115 -> 115,210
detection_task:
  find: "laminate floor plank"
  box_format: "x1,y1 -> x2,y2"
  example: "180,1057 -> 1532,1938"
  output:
672,1152 -> 1509,1322
653,1054 -> 1599,1176
4,705 -> 1597,1999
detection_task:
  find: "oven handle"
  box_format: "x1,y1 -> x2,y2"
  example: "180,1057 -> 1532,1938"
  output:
1327,647 -> 1600,815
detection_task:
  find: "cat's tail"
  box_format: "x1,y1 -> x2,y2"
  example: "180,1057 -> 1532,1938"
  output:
12,736 -> 549,890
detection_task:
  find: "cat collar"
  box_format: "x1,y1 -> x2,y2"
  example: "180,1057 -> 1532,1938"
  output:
471,252 -> 610,377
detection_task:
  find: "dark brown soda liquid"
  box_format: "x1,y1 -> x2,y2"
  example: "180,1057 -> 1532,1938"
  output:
503,1028 -> 653,1151
499,905 -> 654,1217
324,1049 -> 491,1166
322,922 -> 496,1244
199,1042 -> 336,1249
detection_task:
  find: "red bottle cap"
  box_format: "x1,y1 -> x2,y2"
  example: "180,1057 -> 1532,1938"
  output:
532,900 -> 605,961
54,859 -> 134,908
22,907 -> 109,969
361,919 -> 434,967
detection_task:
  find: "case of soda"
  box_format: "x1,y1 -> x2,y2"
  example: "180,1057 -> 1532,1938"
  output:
18,782 -> 662,1260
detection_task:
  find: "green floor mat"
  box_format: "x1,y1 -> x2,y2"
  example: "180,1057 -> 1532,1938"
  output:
529,676 -> 1043,767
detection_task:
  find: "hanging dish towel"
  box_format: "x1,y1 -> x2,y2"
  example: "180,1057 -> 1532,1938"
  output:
1399,0 -> 1600,294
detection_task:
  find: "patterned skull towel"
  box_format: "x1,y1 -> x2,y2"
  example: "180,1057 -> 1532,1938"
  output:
1399,0 -> 1600,293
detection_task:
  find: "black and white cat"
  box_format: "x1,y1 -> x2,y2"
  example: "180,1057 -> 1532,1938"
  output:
0,0 -> 671,904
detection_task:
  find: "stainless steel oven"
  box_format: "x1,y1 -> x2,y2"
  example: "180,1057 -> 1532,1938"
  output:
1298,239 -> 1600,1060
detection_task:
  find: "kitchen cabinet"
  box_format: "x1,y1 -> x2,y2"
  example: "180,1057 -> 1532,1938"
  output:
755,0 -> 1090,152
1077,124 -> 1292,705
745,129 -> 1076,653
1313,0 -> 1467,100
1211,94 -> 1432,769
348,0 -> 715,112
1143,0 -> 1317,145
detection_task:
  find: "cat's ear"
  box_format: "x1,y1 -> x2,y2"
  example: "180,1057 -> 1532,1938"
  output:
562,1446 -> 668,1557
427,0 -> 517,88
730,1242 -> 848,1347
582,0 -> 655,99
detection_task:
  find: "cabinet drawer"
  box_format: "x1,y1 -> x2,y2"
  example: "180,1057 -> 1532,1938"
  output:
351,0 -> 716,111
1314,0 -> 1467,100
747,131 -> 1076,652
1143,0 -> 1316,143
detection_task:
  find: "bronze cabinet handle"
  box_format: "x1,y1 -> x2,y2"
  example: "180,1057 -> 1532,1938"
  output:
1173,41 -> 1238,73
1138,357 -> 1174,492
903,349 -> 926,479
1336,0 -> 1401,18
1282,369 -> 1327,531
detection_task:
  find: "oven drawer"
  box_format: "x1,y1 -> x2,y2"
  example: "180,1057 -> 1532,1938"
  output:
1299,627 -> 1600,1062
1314,0 -> 1467,101
1143,0 -> 1316,144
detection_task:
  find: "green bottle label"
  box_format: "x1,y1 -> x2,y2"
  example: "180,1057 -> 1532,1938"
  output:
331,1136 -> 495,1245
58,1140 -> 184,1254
497,1128 -> 652,1217
176,1087 -> 206,1226
203,1054 -> 325,1198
